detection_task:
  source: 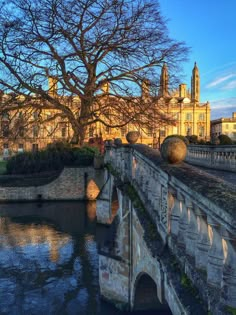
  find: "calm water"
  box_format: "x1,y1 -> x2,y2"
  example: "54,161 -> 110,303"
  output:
0,201 -> 170,315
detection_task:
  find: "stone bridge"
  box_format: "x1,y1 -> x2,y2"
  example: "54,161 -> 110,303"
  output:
96,143 -> 236,315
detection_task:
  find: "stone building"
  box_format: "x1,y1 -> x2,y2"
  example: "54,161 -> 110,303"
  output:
0,63 -> 210,158
211,112 -> 236,141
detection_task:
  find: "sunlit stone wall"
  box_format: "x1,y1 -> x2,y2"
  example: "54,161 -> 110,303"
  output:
0,167 -> 103,201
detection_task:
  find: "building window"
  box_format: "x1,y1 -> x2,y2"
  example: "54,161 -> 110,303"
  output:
3,143 -> 9,159
185,113 -> 192,121
2,112 -> 9,120
32,143 -> 38,152
199,113 -> 205,121
225,124 -> 229,129
2,122 -> 9,137
147,127 -> 153,137
160,129 -> 166,137
33,125 -> 39,138
61,127 -> 66,138
19,126 -> 24,137
120,126 -> 127,137
186,127 -> 192,136
89,127 -> 94,138
18,143 -> 24,153
234,124 -> 236,129
199,126 -> 205,137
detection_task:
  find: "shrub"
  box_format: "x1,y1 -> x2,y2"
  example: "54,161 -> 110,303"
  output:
187,135 -> 198,144
6,142 -> 98,174
218,134 -> 233,145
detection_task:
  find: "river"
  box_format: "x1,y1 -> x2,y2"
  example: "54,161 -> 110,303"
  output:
0,201 -> 171,314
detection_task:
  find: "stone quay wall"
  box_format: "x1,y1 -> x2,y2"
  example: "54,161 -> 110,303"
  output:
0,167 -> 104,201
186,144 -> 236,171
103,144 -> 236,314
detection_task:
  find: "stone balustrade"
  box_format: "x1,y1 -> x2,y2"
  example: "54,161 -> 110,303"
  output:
186,144 -> 236,171
104,143 -> 236,313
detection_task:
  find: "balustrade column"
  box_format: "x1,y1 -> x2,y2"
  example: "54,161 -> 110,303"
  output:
195,208 -> 210,270
168,190 -> 180,237
221,229 -> 236,308
153,174 -> 161,213
186,203 -> 198,258
177,195 -> 188,249
207,217 -> 224,287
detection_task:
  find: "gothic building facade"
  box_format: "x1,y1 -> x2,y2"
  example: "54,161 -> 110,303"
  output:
0,63 -> 210,158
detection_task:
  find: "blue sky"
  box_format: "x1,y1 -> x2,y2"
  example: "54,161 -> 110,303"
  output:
160,0 -> 236,119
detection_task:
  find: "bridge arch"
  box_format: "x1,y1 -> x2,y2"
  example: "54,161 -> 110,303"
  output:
132,272 -> 172,313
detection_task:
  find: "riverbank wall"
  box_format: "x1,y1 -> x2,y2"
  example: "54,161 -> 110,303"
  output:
0,167 -> 104,201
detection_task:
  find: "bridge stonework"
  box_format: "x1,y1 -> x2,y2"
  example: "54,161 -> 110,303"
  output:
97,144 -> 236,315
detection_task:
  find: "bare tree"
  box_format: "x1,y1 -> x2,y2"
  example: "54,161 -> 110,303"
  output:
0,0 -> 189,145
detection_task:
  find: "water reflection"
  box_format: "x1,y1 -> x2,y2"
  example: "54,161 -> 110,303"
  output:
0,201 -> 168,315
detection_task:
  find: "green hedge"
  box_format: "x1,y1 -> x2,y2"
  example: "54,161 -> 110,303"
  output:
6,143 -> 100,175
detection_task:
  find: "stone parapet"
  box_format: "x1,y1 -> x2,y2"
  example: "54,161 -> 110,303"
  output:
103,143 -> 236,314
186,144 -> 236,172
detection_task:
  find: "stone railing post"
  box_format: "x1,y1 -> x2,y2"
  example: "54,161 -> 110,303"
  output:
221,229 -> 236,308
168,189 -> 181,238
207,216 -> 224,287
177,195 -> 188,250
186,202 -> 198,259
195,208 -> 210,270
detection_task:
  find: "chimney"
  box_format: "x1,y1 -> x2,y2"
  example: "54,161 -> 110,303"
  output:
179,84 -> 187,98
48,76 -> 58,96
232,112 -> 236,119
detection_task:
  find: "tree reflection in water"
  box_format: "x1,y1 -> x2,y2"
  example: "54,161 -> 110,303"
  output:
0,201 -> 171,315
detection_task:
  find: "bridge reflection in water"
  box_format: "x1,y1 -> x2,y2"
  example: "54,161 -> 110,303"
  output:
0,201 -> 171,314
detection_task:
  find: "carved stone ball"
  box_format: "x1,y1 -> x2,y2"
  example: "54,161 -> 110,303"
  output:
161,137 -> 187,164
126,131 -> 140,144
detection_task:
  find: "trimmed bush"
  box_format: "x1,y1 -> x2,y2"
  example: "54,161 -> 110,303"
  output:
218,134 -> 233,145
6,142 -> 99,175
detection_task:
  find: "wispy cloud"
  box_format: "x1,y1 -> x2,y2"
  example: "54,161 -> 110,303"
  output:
222,80 -> 236,90
210,97 -> 236,119
206,74 -> 235,88
210,97 -> 236,108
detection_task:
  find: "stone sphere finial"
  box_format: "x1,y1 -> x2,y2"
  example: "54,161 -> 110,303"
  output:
161,137 -> 187,164
126,131 -> 139,144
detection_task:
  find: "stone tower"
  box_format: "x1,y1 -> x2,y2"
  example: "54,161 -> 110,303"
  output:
48,76 -> 58,97
191,62 -> 200,102
159,63 -> 169,97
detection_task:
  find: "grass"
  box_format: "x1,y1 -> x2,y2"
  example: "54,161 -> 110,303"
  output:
0,160 -> 7,174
